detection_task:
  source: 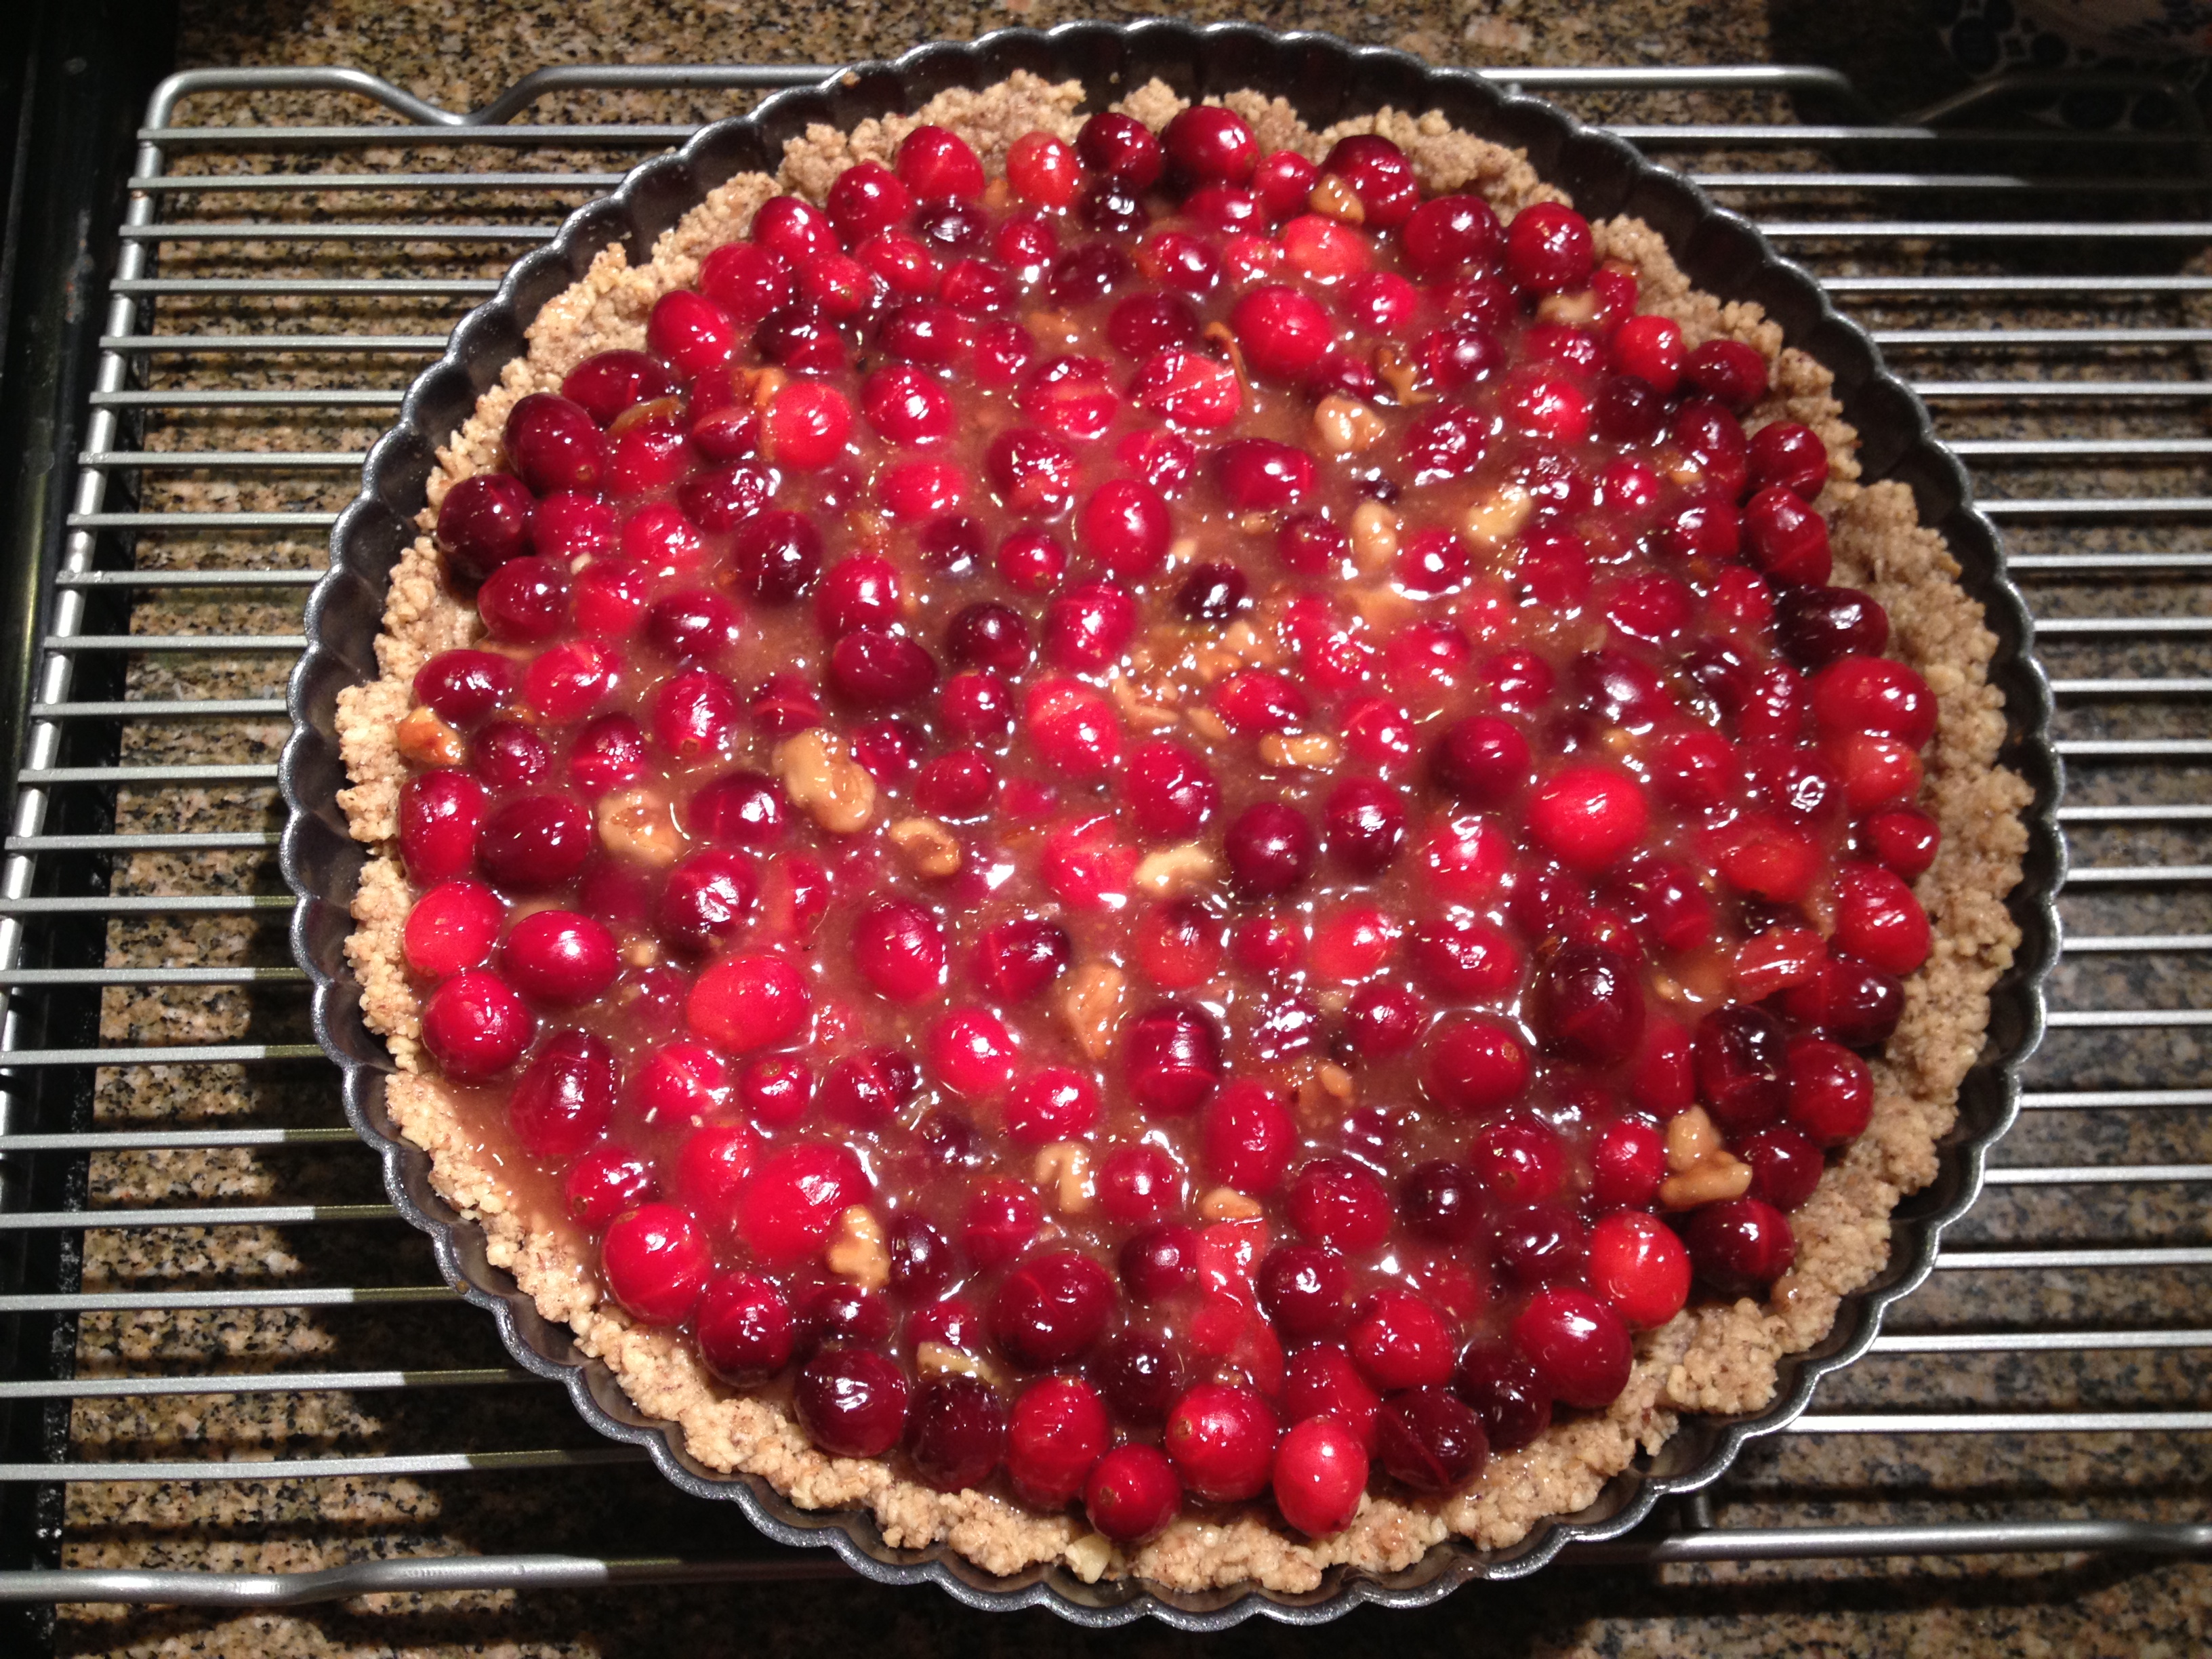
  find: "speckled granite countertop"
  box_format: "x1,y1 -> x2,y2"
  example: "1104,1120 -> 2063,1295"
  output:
43,1 -> 2212,1654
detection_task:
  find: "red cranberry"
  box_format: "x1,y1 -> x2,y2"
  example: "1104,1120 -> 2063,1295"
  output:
1409,912 -> 1521,1000
1685,1197 -> 1798,1295
986,426 -> 1080,513
1284,1343 -> 1382,1453
1585,1210 -> 1692,1330
1002,1067 -> 1101,1145
1123,1001 -> 1225,1116
684,770 -> 785,850
1451,1343 -> 1553,1452
1097,1145 -> 1182,1226
1321,134 -> 1418,228
1742,485 -> 1833,586
1510,1286 -> 1633,1410
1044,579 -> 1136,672
1694,1004 -> 1790,1132
992,1250 -> 1115,1370
1164,104 -> 1259,185
1375,1385 -> 1488,1494
1077,478 -> 1171,579
564,1145 -> 654,1226
476,556 -> 569,643
1591,1116 -> 1667,1209
1213,436 -> 1317,512
1401,401 -> 1490,484
893,123 -> 983,203
960,1180 -> 1042,1271
1780,1035 -> 1874,1146
1284,1157 -> 1391,1255
1471,1117 -> 1565,1204
1503,201 -> 1593,292
695,1270 -> 794,1382
1524,764 -> 1650,873
1120,1222 -> 1202,1301
1399,1161 -> 1483,1245
1005,1376 -> 1110,1509
1227,285 -> 1332,384
396,771 -> 485,884
506,1029 -> 615,1155
401,878 -> 503,979
648,289 -> 738,377
1204,1081 -> 1296,1195
1223,802 -> 1315,898
1860,806 -> 1941,881
853,899 -> 946,1002
885,1216 -> 955,1301
1832,861 -> 1933,975
1273,1414 -> 1368,1538
794,1347 -> 909,1458
434,472 -> 536,582
1347,1289 -> 1456,1392
1084,1443 -> 1183,1543
1403,192 -> 1503,273
971,916 -> 1071,1002
738,1141 -> 867,1266
1684,337 -> 1770,409
503,393 -> 607,495
419,967 -> 533,1080
1786,952 -> 1908,1049
1258,1244 -> 1351,1342
1425,1018 -> 1533,1115
821,1048 -> 916,1129
414,650 -> 514,728
600,1202 -> 710,1325
500,909 -> 619,1006
828,628 -> 939,708
562,348 -> 679,424
1748,419 -> 1830,499
1165,1382 -> 1279,1502
1118,739 -> 1216,843
1067,112 -> 1159,188
655,849 -> 758,954
1048,241 -> 1133,306
754,303 -> 845,373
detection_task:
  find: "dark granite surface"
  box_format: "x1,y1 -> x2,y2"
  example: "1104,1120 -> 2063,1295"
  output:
40,0 -> 2212,1653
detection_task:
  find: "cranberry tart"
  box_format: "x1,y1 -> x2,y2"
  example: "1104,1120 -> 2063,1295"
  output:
335,73 -> 2030,1593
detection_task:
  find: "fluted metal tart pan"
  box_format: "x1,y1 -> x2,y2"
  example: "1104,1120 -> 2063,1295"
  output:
280,18 -> 2064,1628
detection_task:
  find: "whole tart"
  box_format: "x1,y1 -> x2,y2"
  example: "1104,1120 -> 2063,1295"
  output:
333,72 -> 2031,1594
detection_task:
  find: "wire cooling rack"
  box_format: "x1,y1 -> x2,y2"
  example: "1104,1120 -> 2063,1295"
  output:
0,58 -> 2207,1622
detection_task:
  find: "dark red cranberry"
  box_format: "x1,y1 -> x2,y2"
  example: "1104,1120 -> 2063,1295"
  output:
1403,192 -> 1503,272
1175,561 -> 1248,621
1432,715 -> 1531,806
1694,1003 -> 1790,1132
1322,134 -> 1419,229
1493,1202 -> 1589,1286
1213,436 -> 1316,510
729,510 -> 822,604
1123,1001 -> 1226,1116
562,348 -> 679,425
1535,945 -> 1645,1067
1324,777 -> 1408,874
1048,241 -> 1132,306
1258,1245 -> 1351,1341
1375,1386 -> 1488,1494
905,1374 -> 1006,1492
829,628 -> 939,707
792,1280 -> 895,1358
435,472 -> 535,582
794,1348 -> 909,1458
477,556 -> 569,642
1120,1223 -> 1201,1300
1748,419 -> 1830,499
1742,1125 -> 1825,1210
1076,111 -> 1164,186
1776,585 -> 1889,670
884,1215 -> 955,1300
506,1029 -> 615,1155
693,1271 -> 794,1384
476,793 -> 592,891
943,602 -> 1030,674
1503,201 -> 1593,292
1685,1197 -> 1798,1295
655,850 -> 758,954
1452,1343 -> 1553,1453
1858,806 -> 1942,882
1095,1330 -> 1185,1428
1399,1160 -> 1483,1245
1743,485 -> 1833,586
1224,801 -> 1316,898
1399,401 -> 1490,485
1593,373 -> 1666,444
991,1250 -> 1115,1369
1684,337 -> 1770,409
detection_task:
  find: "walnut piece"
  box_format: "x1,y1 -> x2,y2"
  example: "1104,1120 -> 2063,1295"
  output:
773,729 -> 876,834
1133,841 -> 1221,897
395,705 -> 466,768
1062,963 -> 1125,1062
1349,499 -> 1400,572
1465,481 -> 1536,548
824,1205 -> 889,1290
889,816 -> 962,878
1308,173 -> 1366,224
594,787 -> 684,867
1200,1185 -> 1265,1221
1034,1142 -> 1094,1214
1259,733 -> 1341,770
1313,395 -> 1385,455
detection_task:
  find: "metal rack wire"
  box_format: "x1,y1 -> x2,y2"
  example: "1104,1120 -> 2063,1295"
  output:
0,58 -> 2207,1614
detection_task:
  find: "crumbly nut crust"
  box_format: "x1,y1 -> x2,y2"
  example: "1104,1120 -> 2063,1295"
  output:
335,73 -> 2030,1594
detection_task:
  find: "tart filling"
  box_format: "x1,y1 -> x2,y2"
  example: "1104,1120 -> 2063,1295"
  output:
337,73 -> 2029,1593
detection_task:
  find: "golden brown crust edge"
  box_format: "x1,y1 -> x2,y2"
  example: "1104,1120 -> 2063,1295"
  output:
333,72 -> 2031,1595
